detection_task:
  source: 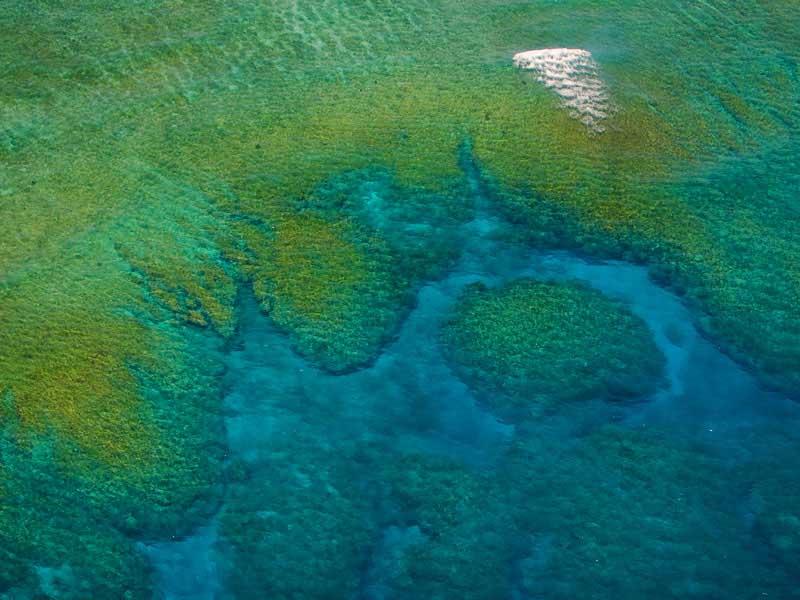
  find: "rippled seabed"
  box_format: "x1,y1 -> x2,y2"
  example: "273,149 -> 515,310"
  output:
2,1 -> 800,598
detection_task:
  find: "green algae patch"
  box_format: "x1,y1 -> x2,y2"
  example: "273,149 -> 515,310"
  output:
503,426 -> 785,600
241,167 -> 468,373
380,454 -> 519,600
669,137 -> 800,396
3,0 -> 800,400
249,212 -> 409,373
216,437 -> 379,600
111,169 -> 240,337
0,260 -> 158,469
0,229 -> 227,597
0,433 -> 154,599
441,279 -> 665,420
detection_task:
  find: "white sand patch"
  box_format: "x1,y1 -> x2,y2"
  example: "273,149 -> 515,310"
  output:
513,48 -> 611,132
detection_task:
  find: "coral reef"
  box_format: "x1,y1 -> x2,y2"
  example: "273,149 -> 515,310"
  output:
215,437 -> 380,600
501,427 -> 789,599
440,279 -> 665,421
1,0 -> 799,595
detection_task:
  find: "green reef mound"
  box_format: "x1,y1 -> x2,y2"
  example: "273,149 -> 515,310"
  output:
246,167 -> 469,374
441,278 -> 666,421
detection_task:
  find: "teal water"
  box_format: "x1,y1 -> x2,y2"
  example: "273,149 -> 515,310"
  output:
144,188 -> 799,598
3,1 -> 800,598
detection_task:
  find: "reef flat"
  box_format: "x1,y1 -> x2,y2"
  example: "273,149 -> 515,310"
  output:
1,0 -> 800,598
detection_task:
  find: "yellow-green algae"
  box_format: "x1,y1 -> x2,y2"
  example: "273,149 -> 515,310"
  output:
3,2 -> 798,383
0,209 -> 226,592
250,212 -> 405,372
0,401 -> 152,597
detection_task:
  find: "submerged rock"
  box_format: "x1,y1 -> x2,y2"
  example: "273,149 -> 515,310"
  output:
505,426 -> 786,600
440,278 -> 665,421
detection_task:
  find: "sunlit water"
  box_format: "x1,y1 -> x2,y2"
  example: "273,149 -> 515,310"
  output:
145,194 -> 799,599
3,1 -> 800,597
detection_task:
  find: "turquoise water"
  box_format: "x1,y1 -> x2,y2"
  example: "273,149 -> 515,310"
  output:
143,189 -> 799,598
2,1 -> 800,598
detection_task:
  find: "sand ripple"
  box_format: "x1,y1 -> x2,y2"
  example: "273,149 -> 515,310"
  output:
514,48 -> 611,132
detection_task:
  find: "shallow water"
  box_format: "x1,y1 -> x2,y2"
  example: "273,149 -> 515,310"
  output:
147,202 -> 799,598
3,1 -> 800,598
139,142 -> 800,599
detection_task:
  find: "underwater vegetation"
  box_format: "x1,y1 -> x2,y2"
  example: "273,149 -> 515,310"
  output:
0,409 -> 152,599
246,168 -> 469,372
1,0 -> 800,597
216,437 -> 379,600
440,278 -> 665,421
376,453 -> 520,600
502,427 -> 800,600
0,250 -> 227,596
215,421 -> 800,599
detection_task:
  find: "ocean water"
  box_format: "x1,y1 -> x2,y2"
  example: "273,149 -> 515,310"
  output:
2,1 -> 800,598
141,172 -> 800,599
